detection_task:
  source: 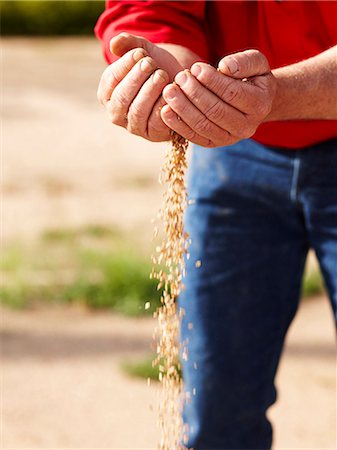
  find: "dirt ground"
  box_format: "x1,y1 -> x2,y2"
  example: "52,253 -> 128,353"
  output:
3,38 -> 166,245
2,38 -> 337,449
1,298 -> 336,449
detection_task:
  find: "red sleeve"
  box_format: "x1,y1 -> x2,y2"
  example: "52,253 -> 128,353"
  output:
94,0 -> 208,64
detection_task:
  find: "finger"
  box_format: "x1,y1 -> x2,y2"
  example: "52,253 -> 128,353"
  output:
110,32 -> 150,57
97,47 -> 147,105
160,105 -> 215,147
217,49 -> 270,79
128,69 -> 169,136
107,56 -> 157,126
162,83 -> 231,145
147,96 -> 171,141
110,31 -> 182,80
190,63 -> 268,115
174,69 -> 255,136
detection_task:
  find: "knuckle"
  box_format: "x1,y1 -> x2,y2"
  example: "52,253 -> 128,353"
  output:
198,66 -> 214,87
148,112 -> 167,135
125,118 -> 137,134
106,103 -> 124,126
239,51 -> 254,73
237,53 -> 250,72
174,99 -> 190,118
238,123 -> 256,139
110,112 -> 122,126
111,89 -> 128,109
184,81 -> 201,101
247,48 -> 261,59
255,75 -> 269,91
213,129 -> 231,145
151,109 -> 162,127
103,66 -> 118,89
220,80 -> 242,103
237,115 -> 258,138
257,51 -> 269,69
148,118 -> 166,135
129,101 -> 145,121
126,122 -> 140,136
108,110 -> 119,125
127,109 -> 145,135
192,115 -> 212,135
247,49 -> 269,71
184,128 -> 199,142
203,100 -> 224,123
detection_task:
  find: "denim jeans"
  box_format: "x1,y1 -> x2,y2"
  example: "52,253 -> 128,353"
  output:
179,138 -> 337,449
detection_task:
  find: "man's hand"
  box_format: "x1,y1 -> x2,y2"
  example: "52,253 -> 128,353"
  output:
160,50 -> 277,147
97,32 -> 199,142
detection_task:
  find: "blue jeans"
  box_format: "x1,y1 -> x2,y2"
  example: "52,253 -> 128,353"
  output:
179,138 -> 337,449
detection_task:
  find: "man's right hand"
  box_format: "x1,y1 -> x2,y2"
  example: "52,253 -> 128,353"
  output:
97,33 -> 186,142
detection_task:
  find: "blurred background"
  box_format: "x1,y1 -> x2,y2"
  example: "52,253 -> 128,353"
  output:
1,1 -> 336,448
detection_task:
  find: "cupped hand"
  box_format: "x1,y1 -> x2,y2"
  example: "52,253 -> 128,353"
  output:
160,50 -> 277,147
97,33 -> 184,142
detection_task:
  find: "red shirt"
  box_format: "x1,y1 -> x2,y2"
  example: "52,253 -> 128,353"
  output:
95,0 -> 337,149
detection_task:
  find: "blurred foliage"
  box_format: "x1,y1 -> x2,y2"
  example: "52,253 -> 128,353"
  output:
122,356 -> 160,381
62,251 -> 158,315
1,0 -> 104,35
121,355 -> 182,381
0,224 -> 325,317
1,225 -> 161,316
42,224 -> 120,242
301,267 -> 324,297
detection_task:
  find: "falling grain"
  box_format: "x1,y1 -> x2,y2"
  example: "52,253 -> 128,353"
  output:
152,131 -> 189,450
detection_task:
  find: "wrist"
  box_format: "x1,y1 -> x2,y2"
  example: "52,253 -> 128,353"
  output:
264,71 -> 285,122
264,47 -> 337,121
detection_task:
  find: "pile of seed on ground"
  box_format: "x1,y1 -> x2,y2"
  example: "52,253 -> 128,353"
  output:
150,131 -> 190,450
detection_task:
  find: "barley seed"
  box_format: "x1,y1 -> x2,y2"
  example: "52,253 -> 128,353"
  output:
152,131 -> 190,450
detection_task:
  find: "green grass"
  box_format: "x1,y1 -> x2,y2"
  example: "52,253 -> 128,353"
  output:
121,355 -> 182,382
0,226 -> 325,317
41,224 -> 121,243
1,225 -> 161,316
62,251 -> 159,315
302,267 -> 324,297
0,244 -> 23,271
122,356 -> 160,381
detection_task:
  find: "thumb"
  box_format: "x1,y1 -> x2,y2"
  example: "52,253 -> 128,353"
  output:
110,32 -> 151,57
218,49 -> 270,79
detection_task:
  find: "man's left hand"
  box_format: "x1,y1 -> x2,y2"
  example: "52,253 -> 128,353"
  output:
161,50 -> 277,147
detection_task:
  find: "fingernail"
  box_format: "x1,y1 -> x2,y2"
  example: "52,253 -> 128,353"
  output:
153,69 -> 168,83
191,64 -> 202,77
163,86 -> 176,101
133,49 -> 146,61
140,57 -> 155,72
175,71 -> 187,86
225,57 -> 239,74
